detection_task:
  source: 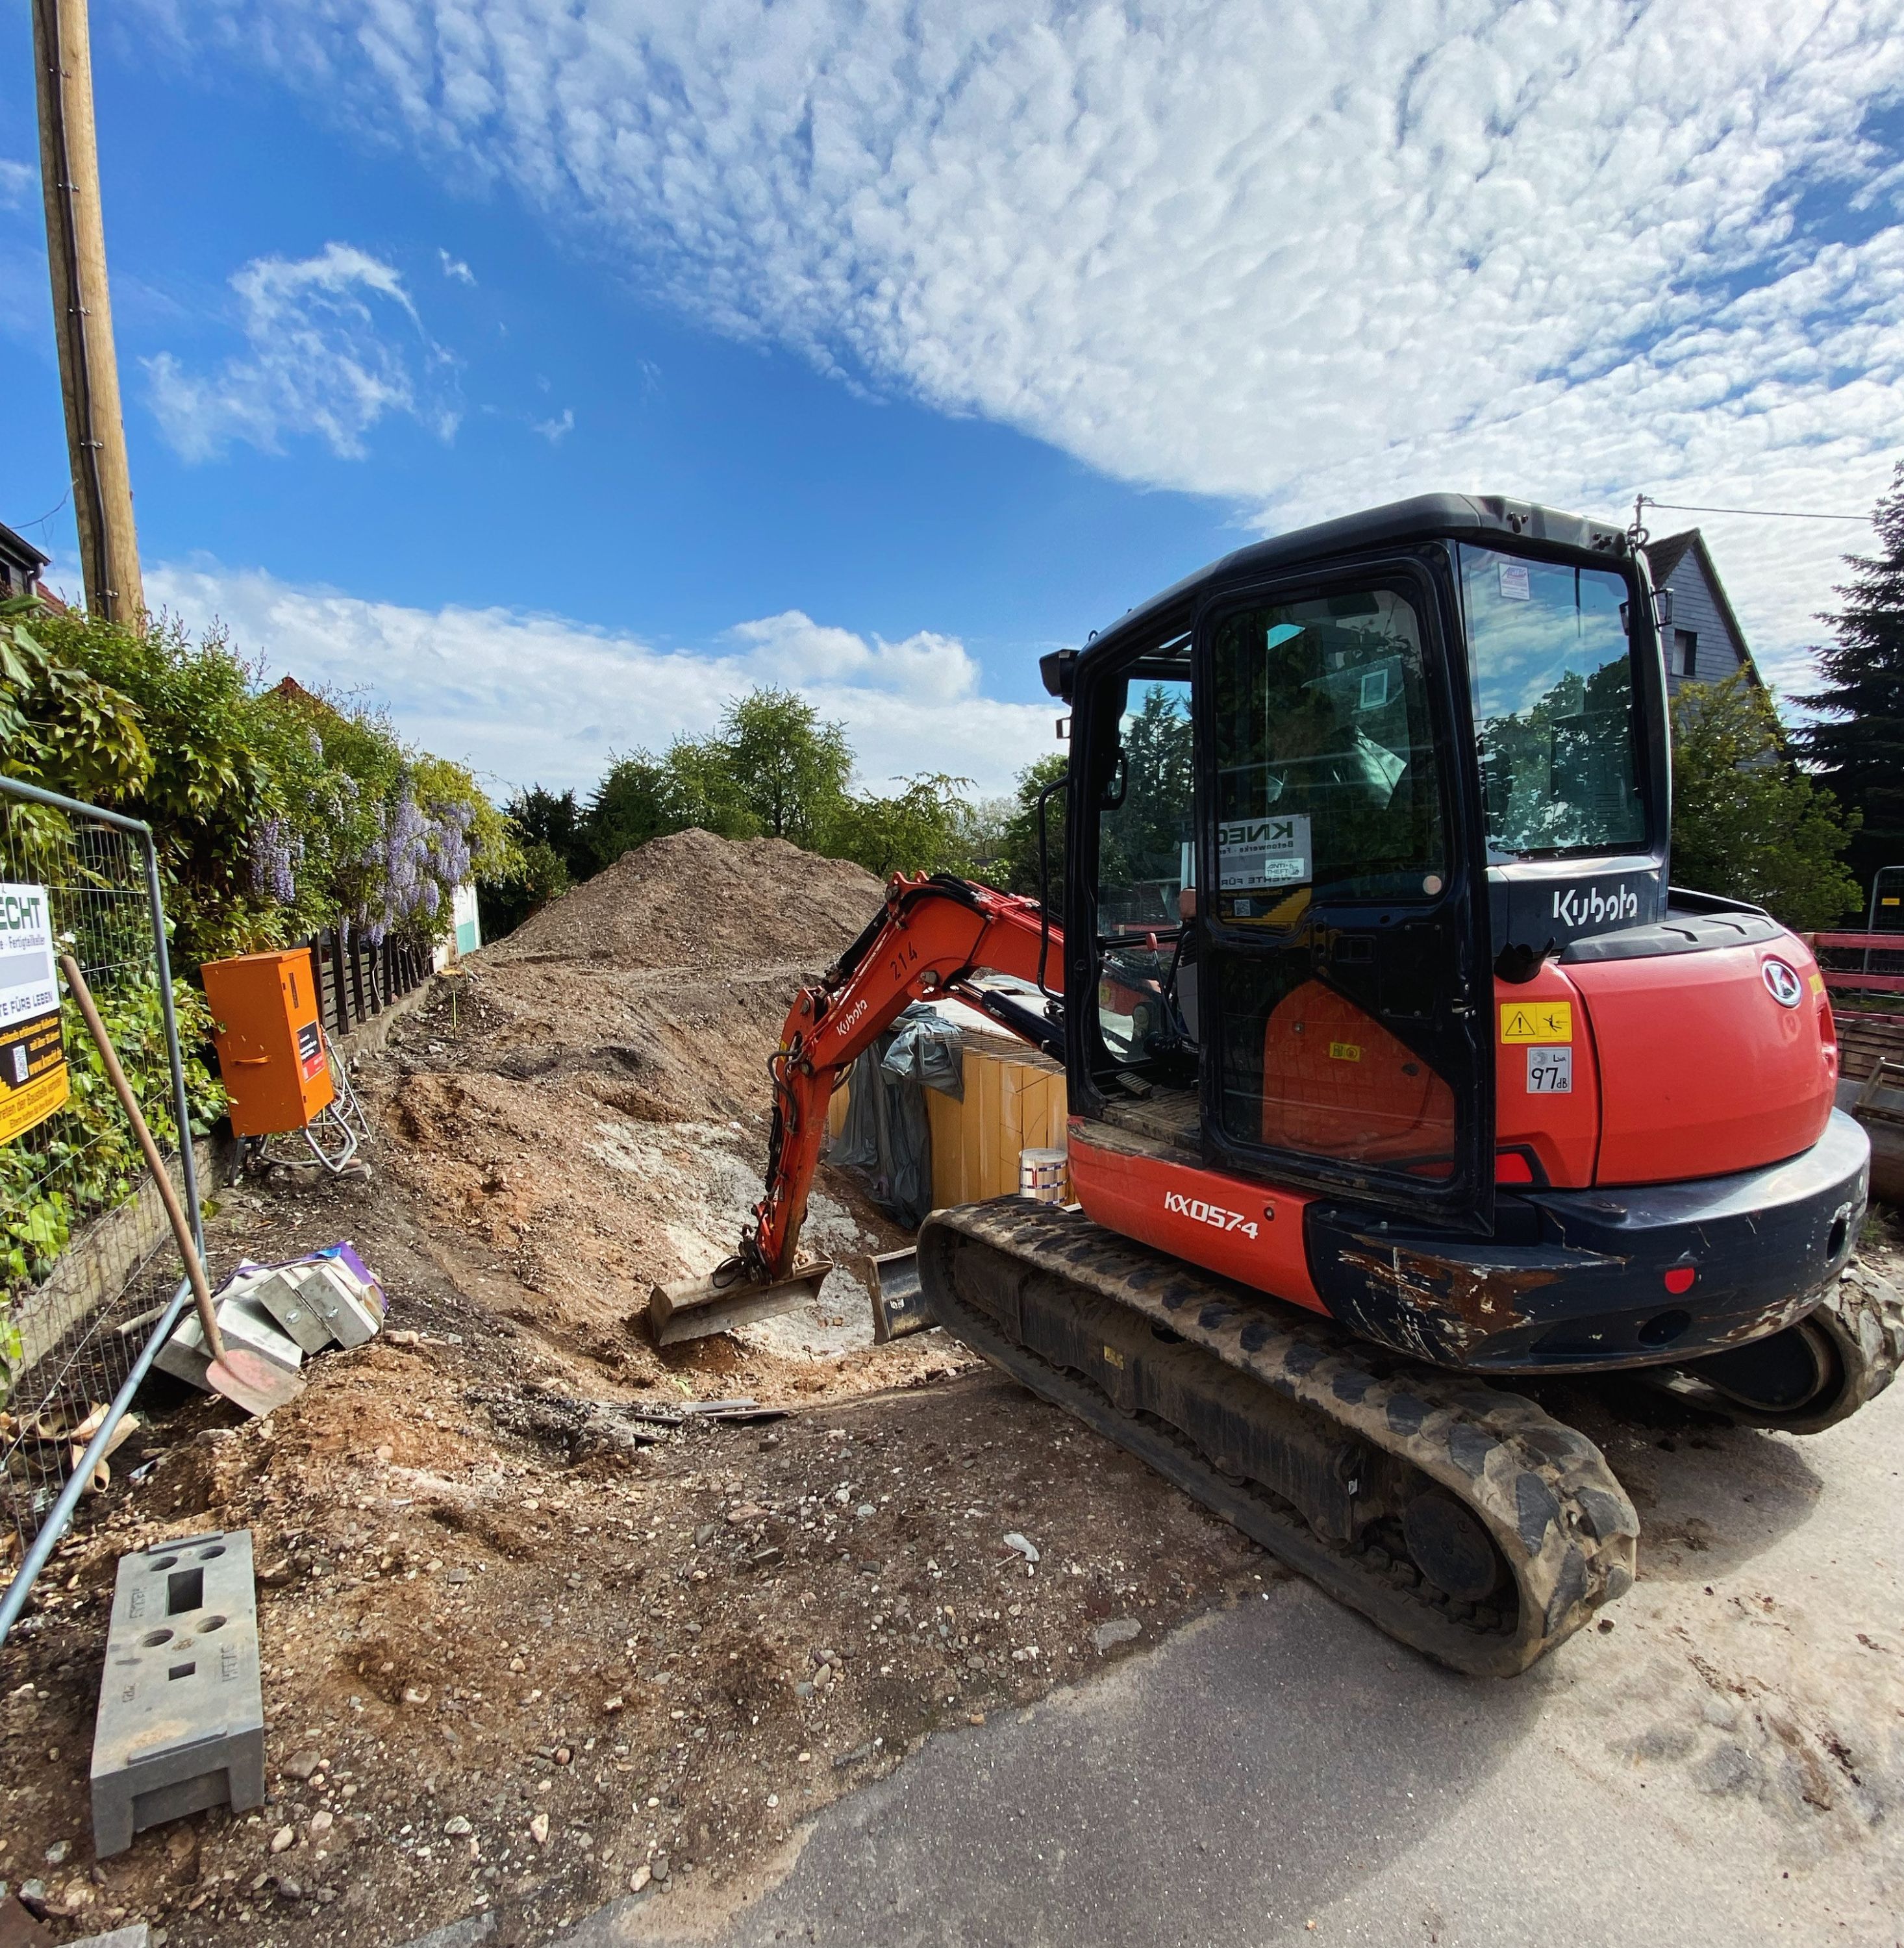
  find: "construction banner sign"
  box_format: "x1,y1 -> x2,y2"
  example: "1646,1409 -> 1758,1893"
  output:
0,883 -> 69,1143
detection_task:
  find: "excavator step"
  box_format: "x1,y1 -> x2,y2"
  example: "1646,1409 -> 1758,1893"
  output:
918,1199 -> 1640,1677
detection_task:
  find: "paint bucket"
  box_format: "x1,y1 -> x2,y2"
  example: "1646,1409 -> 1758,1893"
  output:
1018,1146 -> 1068,1203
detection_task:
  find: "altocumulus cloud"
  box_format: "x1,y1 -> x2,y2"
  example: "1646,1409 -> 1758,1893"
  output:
146,242 -> 460,460
151,0 -> 1904,679
144,562 -> 1058,799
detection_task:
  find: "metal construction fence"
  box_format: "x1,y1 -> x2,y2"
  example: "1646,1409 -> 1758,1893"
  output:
0,775 -> 204,1642
306,923 -> 431,1041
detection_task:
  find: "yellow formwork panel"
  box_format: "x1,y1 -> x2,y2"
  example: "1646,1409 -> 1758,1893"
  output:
827,1032 -> 1066,1213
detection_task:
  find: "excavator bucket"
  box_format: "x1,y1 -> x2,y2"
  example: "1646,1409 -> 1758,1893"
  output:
648,1260 -> 834,1347
870,1248 -> 932,1342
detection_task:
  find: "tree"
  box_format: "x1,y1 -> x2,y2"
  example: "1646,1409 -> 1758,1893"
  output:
990,752 -> 1070,899
1671,673 -> 1860,932
1796,460 -> 1904,901
716,688 -> 851,845
826,773 -> 976,880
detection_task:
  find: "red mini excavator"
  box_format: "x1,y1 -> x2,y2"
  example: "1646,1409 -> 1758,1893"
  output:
677,494 -> 1902,1675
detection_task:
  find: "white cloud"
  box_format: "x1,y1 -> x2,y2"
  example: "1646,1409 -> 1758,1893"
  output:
148,2 -> 1904,681
438,247 -> 475,284
144,561 -> 1059,799
531,406 -> 574,443
144,242 -> 460,460
0,158 -> 35,210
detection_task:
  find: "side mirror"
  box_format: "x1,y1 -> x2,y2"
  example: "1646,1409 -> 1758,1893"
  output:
1653,586 -> 1673,630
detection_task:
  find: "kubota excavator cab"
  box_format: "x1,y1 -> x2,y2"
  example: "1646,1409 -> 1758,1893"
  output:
1043,493 -> 1867,1405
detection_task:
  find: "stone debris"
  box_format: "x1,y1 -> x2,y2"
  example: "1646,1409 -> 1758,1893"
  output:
1092,1618 -> 1141,1651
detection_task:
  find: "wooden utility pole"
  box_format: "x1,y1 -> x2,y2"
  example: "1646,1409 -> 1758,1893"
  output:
33,0 -> 144,624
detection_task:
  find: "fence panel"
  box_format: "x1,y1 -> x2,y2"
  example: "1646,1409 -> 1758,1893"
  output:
302,923 -> 432,1040
1,777 -> 205,1638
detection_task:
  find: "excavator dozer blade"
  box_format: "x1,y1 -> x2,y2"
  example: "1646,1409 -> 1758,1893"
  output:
870,1247 -> 932,1342
648,1260 -> 834,1347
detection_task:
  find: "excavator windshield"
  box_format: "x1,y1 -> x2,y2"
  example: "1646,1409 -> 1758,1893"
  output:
1457,546 -> 1645,861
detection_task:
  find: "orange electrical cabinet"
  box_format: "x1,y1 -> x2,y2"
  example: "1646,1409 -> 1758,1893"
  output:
202,949 -> 336,1136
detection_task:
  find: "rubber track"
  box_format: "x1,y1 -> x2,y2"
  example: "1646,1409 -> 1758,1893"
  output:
1662,1256 -> 1904,1436
920,1200 -> 1638,1679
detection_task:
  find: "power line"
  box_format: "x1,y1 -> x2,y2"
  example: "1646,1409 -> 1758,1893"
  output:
12,487 -> 71,534
1638,495 -> 1870,522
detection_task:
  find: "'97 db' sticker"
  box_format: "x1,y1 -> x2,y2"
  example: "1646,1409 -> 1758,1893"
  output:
1525,1047 -> 1573,1093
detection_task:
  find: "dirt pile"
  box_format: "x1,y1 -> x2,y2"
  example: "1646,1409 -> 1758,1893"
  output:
367,827 -> 913,1375
492,827 -> 884,971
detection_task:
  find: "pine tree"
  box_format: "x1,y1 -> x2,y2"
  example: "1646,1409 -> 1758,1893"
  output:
1796,460 -> 1904,903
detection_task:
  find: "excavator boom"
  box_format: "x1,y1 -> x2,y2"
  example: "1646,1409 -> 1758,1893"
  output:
650,874 -> 1062,1340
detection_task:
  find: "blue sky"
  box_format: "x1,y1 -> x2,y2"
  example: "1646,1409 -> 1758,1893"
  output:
3,1 -> 1901,801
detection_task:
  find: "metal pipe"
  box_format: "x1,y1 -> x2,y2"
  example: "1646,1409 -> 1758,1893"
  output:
0,1275 -> 192,1644
0,772 -> 151,835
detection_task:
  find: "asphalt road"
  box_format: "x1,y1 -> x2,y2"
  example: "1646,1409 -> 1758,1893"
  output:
556,1359 -> 1904,1948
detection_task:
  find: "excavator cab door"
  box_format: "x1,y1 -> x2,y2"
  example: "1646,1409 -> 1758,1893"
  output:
1192,555 -> 1494,1227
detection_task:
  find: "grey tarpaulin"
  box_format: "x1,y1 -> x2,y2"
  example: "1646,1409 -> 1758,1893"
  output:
833,1005 -> 963,1229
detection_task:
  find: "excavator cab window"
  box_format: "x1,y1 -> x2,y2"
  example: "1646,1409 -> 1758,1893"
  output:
1094,677 -> 1195,1068
1200,571 -> 1478,1197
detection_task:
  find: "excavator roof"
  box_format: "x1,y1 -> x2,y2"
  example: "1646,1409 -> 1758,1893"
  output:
1042,492 -> 1633,700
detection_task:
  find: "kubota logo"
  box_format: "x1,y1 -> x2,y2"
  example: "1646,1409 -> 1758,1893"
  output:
834,998 -> 871,1040
1551,882 -> 1640,929
1164,1190 -> 1259,1239
1762,958 -> 1803,1008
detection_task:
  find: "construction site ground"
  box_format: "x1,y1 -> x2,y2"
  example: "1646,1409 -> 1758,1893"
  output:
1,829 -> 1901,1948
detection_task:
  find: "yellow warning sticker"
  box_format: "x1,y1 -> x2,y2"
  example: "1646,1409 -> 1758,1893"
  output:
1328,1041 -> 1362,1062
1809,971 -> 1825,995
1501,1000 -> 1573,1044
1102,1345 -> 1125,1369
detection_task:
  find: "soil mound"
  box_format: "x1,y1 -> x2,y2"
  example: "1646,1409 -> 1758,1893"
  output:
492,827 -> 884,970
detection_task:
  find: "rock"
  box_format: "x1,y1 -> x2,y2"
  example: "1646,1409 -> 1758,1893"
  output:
269,1827 -> 295,1854
529,1814 -> 550,1847
1692,1743 -> 1766,1797
308,1811 -> 334,1838
1092,1618 -> 1141,1651
651,1854 -> 670,1884
727,1505 -> 767,1524
794,1682 -> 814,1699
446,1569 -> 470,1586
274,1875 -> 304,1900
1003,1532 -> 1040,1564
443,1817 -> 471,1838
812,1664 -> 833,1689
554,1749 -> 571,1766
629,1864 -> 652,1893
694,1523 -> 717,1545
42,1842 -> 70,1866
282,1751 -> 323,1782
855,1505 -> 875,1519
402,1686 -> 432,1706
603,1696 -> 625,1714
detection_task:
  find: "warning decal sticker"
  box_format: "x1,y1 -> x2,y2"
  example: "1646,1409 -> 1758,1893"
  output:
1500,999 -> 1573,1045
0,882 -> 69,1143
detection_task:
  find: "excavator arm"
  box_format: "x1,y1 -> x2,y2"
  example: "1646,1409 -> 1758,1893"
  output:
742,873 -> 1063,1282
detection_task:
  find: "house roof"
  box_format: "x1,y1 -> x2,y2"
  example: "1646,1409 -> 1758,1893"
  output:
0,519 -> 52,575
1642,527 -> 1764,688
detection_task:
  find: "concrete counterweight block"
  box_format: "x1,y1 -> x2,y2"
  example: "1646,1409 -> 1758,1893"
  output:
91,1530 -> 264,1857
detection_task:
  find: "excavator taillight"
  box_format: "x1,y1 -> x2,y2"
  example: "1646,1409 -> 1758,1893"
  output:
1662,1264 -> 1697,1295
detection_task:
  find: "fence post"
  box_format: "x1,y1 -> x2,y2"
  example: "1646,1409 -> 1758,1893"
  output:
347,927 -> 366,1029
140,833 -> 205,1262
